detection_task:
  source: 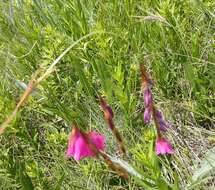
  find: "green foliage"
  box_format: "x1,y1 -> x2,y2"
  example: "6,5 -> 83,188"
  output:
191,147 -> 215,187
0,0 -> 214,189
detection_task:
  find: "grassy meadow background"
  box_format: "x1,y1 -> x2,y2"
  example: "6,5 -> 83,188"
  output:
0,0 -> 215,189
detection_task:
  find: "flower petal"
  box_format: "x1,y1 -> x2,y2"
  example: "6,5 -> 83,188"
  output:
156,110 -> 172,132
88,132 -> 105,151
67,128 -> 106,161
144,87 -> 153,107
156,138 -> 174,155
144,107 -> 152,123
73,135 -> 94,160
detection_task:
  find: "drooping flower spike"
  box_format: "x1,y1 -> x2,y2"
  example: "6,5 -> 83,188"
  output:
140,64 -> 172,131
140,64 -> 154,124
67,124 -> 105,161
140,64 -> 174,155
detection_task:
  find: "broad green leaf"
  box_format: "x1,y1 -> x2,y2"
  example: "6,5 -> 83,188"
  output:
108,154 -> 156,188
108,155 -> 142,179
192,147 -> 215,181
157,178 -> 169,190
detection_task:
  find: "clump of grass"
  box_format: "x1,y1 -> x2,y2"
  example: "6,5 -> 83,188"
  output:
0,1 -> 215,189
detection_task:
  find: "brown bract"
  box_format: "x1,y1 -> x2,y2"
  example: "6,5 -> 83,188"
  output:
99,97 -> 126,156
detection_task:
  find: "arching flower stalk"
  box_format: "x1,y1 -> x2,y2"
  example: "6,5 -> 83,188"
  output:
140,64 -> 174,155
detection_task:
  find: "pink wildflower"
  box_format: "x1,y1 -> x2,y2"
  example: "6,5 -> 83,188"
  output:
155,138 -> 174,155
67,127 -> 105,161
144,87 -> 153,107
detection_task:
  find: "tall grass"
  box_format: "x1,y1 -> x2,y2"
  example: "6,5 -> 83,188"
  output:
0,0 -> 214,189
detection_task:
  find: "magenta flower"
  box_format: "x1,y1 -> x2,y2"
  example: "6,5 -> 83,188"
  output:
144,87 -> 153,107
156,110 -> 172,131
67,127 -> 105,161
155,138 -> 174,155
144,106 -> 152,123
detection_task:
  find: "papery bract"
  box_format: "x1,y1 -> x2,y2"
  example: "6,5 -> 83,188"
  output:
156,138 -> 174,155
67,127 -> 105,161
100,97 -> 114,118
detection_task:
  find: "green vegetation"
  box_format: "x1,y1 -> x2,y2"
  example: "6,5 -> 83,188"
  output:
0,1 -> 214,189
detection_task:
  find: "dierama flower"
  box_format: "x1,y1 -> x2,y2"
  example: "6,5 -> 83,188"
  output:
67,127 -> 105,161
155,138 -> 174,155
140,64 -> 174,155
141,64 -> 153,124
156,110 -> 172,132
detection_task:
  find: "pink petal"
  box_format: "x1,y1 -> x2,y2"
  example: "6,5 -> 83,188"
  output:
73,135 -> 94,160
156,110 -> 172,132
144,87 -> 153,107
66,128 -> 106,161
88,132 -> 105,151
144,107 -> 152,123
156,138 -> 174,155
66,129 -> 79,156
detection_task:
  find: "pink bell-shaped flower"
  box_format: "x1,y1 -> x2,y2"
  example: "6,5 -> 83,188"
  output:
155,138 -> 174,155
67,127 -> 105,161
